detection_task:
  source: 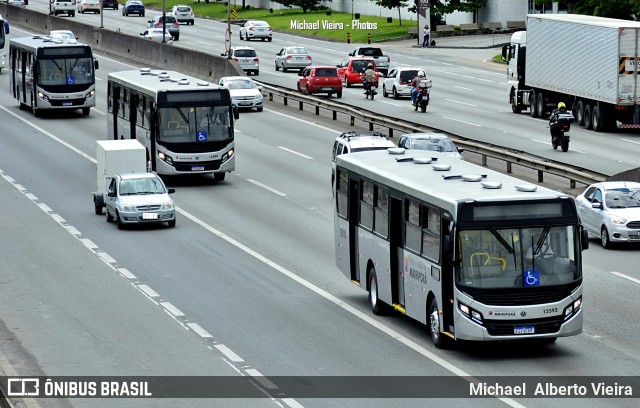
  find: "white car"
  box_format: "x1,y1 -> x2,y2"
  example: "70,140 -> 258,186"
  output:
217,76 -> 263,112
77,0 -> 100,13
49,30 -> 76,40
139,28 -> 173,45
51,0 -> 76,16
382,67 -> 427,99
239,20 -> 272,42
170,4 -> 194,25
226,46 -> 259,75
576,181 -> 640,249
396,132 -> 464,160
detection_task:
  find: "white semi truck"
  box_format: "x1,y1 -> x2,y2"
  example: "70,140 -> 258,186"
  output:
502,14 -> 640,132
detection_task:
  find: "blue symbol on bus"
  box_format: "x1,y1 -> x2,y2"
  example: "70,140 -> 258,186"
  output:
197,131 -> 208,142
523,270 -> 540,287
67,76 -> 75,85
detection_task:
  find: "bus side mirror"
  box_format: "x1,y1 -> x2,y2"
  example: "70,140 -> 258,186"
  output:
501,44 -> 509,62
233,106 -> 239,120
94,60 -> 99,70
581,229 -> 589,250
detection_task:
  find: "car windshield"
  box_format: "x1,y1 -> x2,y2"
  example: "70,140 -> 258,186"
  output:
158,106 -> 232,143
119,178 -> 166,195
288,47 -> 308,55
604,188 -> 640,208
234,49 -> 256,58
315,68 -> 337,77
226,80 -> 256,90
457,225 -> 581,289
409,138 -> 456,152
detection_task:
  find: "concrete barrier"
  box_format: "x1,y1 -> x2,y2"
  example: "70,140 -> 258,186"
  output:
0,5 -> 244,80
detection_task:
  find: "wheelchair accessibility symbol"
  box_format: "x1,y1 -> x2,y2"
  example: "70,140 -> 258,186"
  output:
197,131 -> 208,142
67,76 -> 75,85
524,270 -> 540,287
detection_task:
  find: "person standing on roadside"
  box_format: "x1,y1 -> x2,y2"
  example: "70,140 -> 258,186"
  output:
422,25 -> 431,48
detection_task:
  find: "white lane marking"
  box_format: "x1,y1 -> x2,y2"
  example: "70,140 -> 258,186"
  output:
265,109 -> 343,134
117,267 -> 136,280
445,99 -> 478,107
611,271 -> 640,285
196,41 -> 212,45
283,399 -> 305,408
442,116 -> 482,127
247,179 -> 287,197
91,107 -> 106,115
188,322 -> 214,339
529,139 -> 586,154
98,251 -> 117,264
160,302 -> 185,317
214,344 -> 244,362
278,146 -> 314,160
378,99 -> 402,107
476,78 -> 498,83
138,284 -> 160,298
439,71 -> 476,79
621,138 -> 640,145
245,368 -> 279,389
453,85 -> 473,91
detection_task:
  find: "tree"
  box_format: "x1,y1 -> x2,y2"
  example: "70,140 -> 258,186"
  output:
274,0 -> 322,13
409,0 -> 487,24
376,0 -> 409,25
535,0 -> 639,20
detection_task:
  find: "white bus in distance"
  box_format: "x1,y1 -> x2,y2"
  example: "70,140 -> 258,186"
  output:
334,148 -> 589,348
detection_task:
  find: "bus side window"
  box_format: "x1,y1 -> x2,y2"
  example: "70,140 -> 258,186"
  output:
405,199 -> 421,253
336,169 -> 349,218
359,179 -> 374,231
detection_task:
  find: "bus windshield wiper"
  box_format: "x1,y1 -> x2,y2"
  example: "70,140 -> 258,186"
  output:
487,225 -> 514,253
534,223 -> 551,256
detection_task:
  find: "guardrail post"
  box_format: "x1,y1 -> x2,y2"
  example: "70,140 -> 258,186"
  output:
570,179 -> 576,189
315,106 -> 320,115
283,97 -> 288,106
333,111 -> 337,120
482,155 -> 487,166
350,116 -> 355,126
369,123 -> 374,131
389,128 -> 393,138
299,101 -> 303,111
506,162 -> 512,173
269,93 -> 273,102
538,170 -> 544,183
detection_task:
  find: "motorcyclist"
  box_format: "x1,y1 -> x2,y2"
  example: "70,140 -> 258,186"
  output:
549,102 -> 568,126
410,72 -> 428,106
363,63 -> 377,94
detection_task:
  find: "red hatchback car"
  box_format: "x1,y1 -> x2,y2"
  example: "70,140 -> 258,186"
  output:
336,57 -> 379,88
297,66 -> 343,98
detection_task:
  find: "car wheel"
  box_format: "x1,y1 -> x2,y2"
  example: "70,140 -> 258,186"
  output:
267,37 -> 272,42
282,65 -> 287,73
306,85 -> 311,95
255,70 -> 259,76
173,35 -> 179,41
297,82 -> 302,92
239,32 -> 243,40
345,76 -> 351,88
106,209 -> 113,223
275,63 -> 279,71
116,211 -> 125,230
337,92 -> 342,98
168,219 -> 176,228
382,85 -> 388,97
257,106 -> 263,112
393,87 -> 399,100
575,100 -> 585,126
142,12 -> 145,17
601,226 -> 612,249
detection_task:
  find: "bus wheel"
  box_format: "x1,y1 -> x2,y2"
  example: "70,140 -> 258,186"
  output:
429,298 -> 446,349
368,267 -> 386,315
214,172 -> 226,181
82,107 -> 91,116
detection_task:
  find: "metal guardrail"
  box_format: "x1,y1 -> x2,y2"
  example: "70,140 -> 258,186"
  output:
258,81 -> 608,189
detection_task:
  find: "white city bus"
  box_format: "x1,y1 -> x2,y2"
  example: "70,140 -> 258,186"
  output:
334,148 -> 589,348
107,68 -> 238,179
9,36 -> 98,116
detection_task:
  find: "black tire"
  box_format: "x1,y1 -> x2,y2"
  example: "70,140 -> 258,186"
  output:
414,102 -> 418,111
529,94 -> 538,118
575,100 -> 585,126
282,66 -> 287,73
173,35 -> 179,41
275,63 -> 279,71
583,104 -> 593,130
551,133 -> 559,150
393,87 -> 399,100
421,101 -> 427,113
116,212 -> 125,229
592,104 -> 604,132
239,32 -> 243,40
511,90 -> 522,113
429,298 -> 446,349
255,70 -> 259,76
561,138 -> 569,152
601,227 -> 612,249
257,106 -> 263,112
82,107 -> 90,116
95,203 -> 103,215
142,12 -> 145,17
368,267 -> 386,315
106,209 -> 114,222
536,92 -> 547,118
214,172 -> 226,182
345,77 -> 351,88
370,88 -> 375,100
168,219 -> 176,228
382,85 -> 388,98
336,92 -> 342,98
267,37 -> 272,42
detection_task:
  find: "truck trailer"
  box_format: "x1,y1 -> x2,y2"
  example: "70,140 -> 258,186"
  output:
502,14 -> 640,132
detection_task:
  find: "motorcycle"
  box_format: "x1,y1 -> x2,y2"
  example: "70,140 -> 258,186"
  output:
549,111 -> 574,152
363,79 -> 378,100
412,79 -> 432,112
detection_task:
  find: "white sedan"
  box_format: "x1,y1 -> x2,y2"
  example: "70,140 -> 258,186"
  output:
382,67 -> 427,99
139,28 -> 173,45
575,181 -> 640,249
217,76 -> 264,112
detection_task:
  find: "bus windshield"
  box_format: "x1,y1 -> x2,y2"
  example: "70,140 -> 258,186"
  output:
37,57 -> 94,86
457,225 -> 581,289
158,105 -> 232,143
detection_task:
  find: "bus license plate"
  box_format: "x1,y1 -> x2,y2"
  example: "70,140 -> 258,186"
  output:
143,213 -> 159,220
514,326 -> 534,334
63,102 -> 73,106
192,165 -> 205,171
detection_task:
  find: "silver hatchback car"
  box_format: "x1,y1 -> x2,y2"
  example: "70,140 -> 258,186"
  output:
105,173 -> 176,229
228,46 -> 259,75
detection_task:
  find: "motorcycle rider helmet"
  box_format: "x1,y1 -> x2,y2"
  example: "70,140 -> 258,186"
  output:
367,63 -> 373,68
557,102 -> 566,111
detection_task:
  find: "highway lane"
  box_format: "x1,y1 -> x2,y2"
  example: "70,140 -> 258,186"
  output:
1,25 -> 640,408
15,5 -> 640,177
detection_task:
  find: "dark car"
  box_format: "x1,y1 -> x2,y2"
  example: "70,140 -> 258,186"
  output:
122,0 -> 144,16
148,15 -> 180,40
102,0 -> 118,10
297,66 -> 342,98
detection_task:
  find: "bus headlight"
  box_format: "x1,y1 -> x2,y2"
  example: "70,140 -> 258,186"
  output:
564,297 -> 582,320
37,92 -> 49,102
222,149 -> 234,163
158,151 -> 173,165
458,302 -> 483,324
85,90 -> 95,101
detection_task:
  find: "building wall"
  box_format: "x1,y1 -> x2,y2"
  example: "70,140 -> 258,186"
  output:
478,0 -> 528,27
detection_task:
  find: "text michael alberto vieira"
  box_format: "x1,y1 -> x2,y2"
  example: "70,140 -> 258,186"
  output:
470,381 -> 633,397
290,20 -> 378,30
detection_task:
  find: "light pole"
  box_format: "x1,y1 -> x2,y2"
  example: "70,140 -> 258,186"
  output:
226,1 -> 231,57
162,0 -> 167,43
100,0 -> 104,28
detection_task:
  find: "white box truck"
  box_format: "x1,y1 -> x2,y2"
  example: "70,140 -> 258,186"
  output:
93,139 -> 147,215
502,14 -> 640,132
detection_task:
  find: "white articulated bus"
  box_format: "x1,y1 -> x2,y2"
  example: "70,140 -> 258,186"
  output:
334,148 -> 589,348
107,68 -> 238,179
9,36 -> 98,116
